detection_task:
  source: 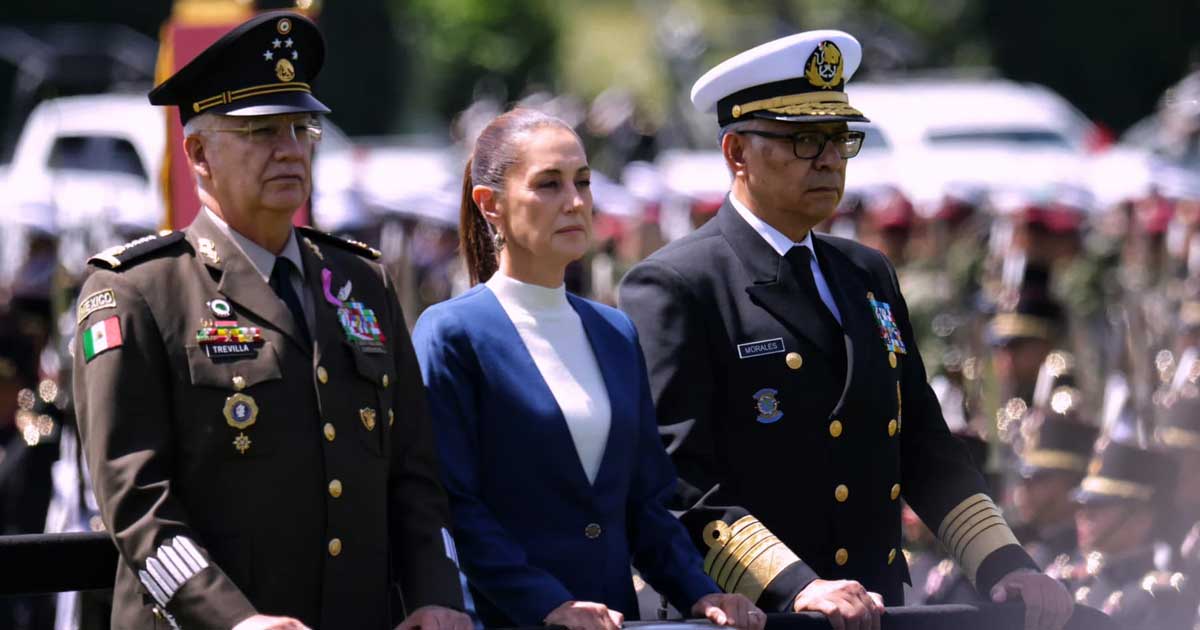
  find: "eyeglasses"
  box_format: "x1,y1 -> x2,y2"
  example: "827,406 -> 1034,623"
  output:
736,129 -> 865,160
197,118 -> 324,145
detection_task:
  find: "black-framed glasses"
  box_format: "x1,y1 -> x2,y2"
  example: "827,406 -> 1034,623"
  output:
736,129 -> 866,159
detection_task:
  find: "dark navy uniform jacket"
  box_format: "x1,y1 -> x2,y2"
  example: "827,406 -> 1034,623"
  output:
619,200 -> 1036,608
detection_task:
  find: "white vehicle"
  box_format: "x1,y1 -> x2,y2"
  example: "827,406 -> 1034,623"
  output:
312,131 -> 463,231
844,78 -> 1104,210
0,93 -> 164,280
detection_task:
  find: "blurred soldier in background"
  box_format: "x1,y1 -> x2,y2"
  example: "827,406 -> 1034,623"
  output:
985,264 -> 1067,440
1057,438 -> 1194,630
0,309 -> 59,629
1010,354 -> 1098,568
1155,349 -> 1200,547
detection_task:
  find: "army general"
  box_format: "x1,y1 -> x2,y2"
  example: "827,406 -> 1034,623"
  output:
618,31 -> 1074,630
72,13 -> 468,630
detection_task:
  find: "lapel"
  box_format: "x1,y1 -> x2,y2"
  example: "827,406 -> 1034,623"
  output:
813,235 -> 879,410
299,236 -> 342,360
477,288 -> 595,493
185,210 -> 311,353
568,294 -> 629,493
717,201 -> 841,361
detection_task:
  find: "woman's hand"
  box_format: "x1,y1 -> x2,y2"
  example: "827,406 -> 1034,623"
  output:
544,600 -> 624,630
691,593 -> 767,630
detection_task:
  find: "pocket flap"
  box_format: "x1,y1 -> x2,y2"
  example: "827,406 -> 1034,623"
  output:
186,342 -> 282,389
347,343 -> 392,387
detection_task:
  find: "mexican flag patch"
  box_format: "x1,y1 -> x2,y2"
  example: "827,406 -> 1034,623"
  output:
82,316 -> 123,362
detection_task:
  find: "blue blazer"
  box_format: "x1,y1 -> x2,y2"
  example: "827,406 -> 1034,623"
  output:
412,284 -> 717,627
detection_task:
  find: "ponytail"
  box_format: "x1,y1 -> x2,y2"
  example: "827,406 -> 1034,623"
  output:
459,158 -> 499,286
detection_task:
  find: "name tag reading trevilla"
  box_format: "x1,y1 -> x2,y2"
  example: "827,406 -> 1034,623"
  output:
737,338 -> 785,359
196,322 -> 265,360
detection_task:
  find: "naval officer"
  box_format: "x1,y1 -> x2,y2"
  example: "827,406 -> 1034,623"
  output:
619,30 -> 1073,630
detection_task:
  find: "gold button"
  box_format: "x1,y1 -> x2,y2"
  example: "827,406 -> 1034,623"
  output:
888,548 -> 897,564
888,419 -> 898,436
389,409 -> 395,426
835,484 -> 849,503
232,375 -> 246,391
889,352 -> 898,368
835,548 -> 848,566
382,373 -> 389,388
328,538 -> 342,557
585,523 -> 602,539
829,420 -> 843,438
323,422 -> 336,441
891,483 -> 901,500
786,352 -> 803,370
328,479 -> 342,498
317,366 -> 329,384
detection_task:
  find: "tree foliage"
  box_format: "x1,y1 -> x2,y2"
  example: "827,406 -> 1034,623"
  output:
390,0 -> 560,128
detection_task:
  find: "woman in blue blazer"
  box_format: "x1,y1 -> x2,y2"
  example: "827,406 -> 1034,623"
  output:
412,109 -> 764,630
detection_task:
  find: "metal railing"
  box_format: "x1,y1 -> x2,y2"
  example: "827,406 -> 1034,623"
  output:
0,532 -> 1118,630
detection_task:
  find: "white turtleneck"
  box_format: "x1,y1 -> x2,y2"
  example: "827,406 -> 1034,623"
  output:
485,271 -> 611,484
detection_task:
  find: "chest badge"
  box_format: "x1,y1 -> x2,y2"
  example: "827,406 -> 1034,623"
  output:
360,407 -> 377,431
208,299 -> 232,319
753,388 -> 783,424
322,268 -> 387,353
867,292 -> 907,359
198,238 -> 221,264
224,393 -> 259,455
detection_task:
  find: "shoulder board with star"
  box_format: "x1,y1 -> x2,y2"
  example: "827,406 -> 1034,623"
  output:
88,231 -> 185,269
297,226 -> 381,260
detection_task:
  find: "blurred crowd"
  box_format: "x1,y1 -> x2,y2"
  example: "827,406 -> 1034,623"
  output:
0,49 -> 1199,630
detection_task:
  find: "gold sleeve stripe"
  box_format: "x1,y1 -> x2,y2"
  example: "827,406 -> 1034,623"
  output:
942,498 -> 1000,553
951,515 -> 1008,561
936,494 -> 1018,585
936,494 -> 989,541
943,504 -> 998,551
705,517 -> 763,576
714,524 -> 771,587
703,516 -> 801,604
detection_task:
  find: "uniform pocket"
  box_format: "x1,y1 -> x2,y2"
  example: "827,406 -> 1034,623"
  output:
186,342 -> 282,389
184,343 -> 283,458
348,344 -> 393,457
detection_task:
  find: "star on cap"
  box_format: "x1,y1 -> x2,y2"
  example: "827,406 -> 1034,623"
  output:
147,11 -> 330,125
291,50 -> 298,60
285,38 -> 294,48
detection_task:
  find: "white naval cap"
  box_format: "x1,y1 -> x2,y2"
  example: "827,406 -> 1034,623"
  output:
691,30 -> 868,127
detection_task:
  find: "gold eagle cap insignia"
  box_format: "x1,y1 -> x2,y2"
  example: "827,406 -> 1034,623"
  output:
804,41 -> 844,90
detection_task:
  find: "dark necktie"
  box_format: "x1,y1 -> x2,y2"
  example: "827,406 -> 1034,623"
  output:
269,257 -> 310,345
784,246 -> 840,328
784,245 -> 846,371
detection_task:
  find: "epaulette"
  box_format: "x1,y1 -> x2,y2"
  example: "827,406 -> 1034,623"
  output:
88,231 -> 185,269
297,226 -> 381,260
